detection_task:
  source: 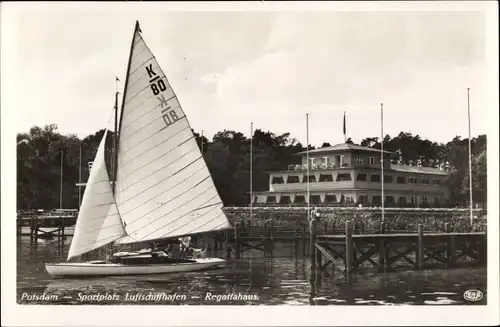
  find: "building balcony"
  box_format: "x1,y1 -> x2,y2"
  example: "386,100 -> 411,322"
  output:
287,163 -> 350,171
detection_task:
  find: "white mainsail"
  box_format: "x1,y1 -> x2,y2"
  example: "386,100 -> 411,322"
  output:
114,22 -> 230,244
67,130 -> 125,260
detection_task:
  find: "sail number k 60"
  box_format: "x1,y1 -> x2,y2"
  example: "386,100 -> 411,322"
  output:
145,64 -> 179,127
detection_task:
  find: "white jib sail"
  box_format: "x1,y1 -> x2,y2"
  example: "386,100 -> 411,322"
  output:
114,25 -> 230,245
67,130 -> 125,260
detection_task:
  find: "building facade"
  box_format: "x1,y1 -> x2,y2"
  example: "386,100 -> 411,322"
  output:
254,143 -> 449,207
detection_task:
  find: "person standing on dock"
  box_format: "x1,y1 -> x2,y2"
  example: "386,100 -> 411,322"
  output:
309,207 -> 321,224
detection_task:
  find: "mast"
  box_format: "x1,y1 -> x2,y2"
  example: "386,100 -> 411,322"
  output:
201,130 -> 204,153
112,78 -> 119,194
467,88 -> 473,224
116,20 -> 141,178
380,103 -> 385,226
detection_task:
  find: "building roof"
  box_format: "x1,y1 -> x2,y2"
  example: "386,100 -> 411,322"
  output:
296,143 -> 393,155
390,164 -> 449,176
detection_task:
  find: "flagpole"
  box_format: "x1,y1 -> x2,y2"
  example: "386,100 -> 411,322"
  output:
250,122 -> 253,219
343,111 -> 347,143
78,144 -> 82,207
381,103 -> 385,227
467,88 -> 473,225
201,130 -> 204,153
306,114 -> 310,220
60,150 -> 63,210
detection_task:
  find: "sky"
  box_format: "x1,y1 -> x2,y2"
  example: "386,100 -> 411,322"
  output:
2,2 -> 498,147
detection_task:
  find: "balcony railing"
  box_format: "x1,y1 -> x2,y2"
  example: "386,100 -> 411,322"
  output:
287,163 -> 349,171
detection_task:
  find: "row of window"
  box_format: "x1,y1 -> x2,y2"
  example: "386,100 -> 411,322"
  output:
271,174 -> 441,185
261,194 -> 439,205
308,156 -> 379,166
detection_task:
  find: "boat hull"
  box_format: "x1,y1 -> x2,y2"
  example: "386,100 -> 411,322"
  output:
45,258 -> 225,278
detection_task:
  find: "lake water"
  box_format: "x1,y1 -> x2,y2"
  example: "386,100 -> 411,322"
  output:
16,237 -> 487,305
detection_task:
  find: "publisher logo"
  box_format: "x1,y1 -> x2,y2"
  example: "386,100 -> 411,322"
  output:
463,289 -> 483,302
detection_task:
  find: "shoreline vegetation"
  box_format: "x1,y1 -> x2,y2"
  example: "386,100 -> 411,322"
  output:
17,124 -> 486,211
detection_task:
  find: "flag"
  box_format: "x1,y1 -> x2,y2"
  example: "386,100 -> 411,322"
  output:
343,112 -> 346,137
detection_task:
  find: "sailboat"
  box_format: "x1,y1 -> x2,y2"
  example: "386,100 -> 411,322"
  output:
45,21 -> 231,277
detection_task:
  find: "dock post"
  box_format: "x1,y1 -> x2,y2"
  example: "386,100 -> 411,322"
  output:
345,221 -> 353,274
34,216 -> 39,243
225,230 -> 231,260
30,217 -> 34,242
309,216 -> 317,283
445,223 -> 455,267
235,222 -> 241,259
417,224 -> 424,269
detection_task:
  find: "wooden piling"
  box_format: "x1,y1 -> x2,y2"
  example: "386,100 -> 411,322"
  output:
234,222 -> 241,259
417,224 -> 424,269
34,216 -> 39,242
309,217 -> 317,282
225,230 -> 231,259
345,221 -> 353,274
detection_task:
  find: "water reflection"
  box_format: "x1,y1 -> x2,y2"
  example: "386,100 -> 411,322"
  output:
17,237 -> 486,305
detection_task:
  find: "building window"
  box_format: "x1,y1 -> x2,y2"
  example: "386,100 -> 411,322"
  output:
434,197 -> 439,205
322,157 -> 329,165
310,195 -> 322,204
385,196 -> 395,206
370,174 -> 380,182
433,179 -> 441,185
356,173 -> 367,181
408,177 -> 418,184
356,156 -> 363,165
422,177 -> 429,185
397,176 -> 406,184
279,196 -> 291,204
368,157 -> 374,165
410,196 -> 416,205
372,195 -> 382,205
294,195 -> 306,204
384,175 -> 393,183
336,173 -> 352,181
398,196 -> 407,205
358,195 -> 368,204
266,196 -> 277,204
271,176 -> 284,184
319,174 -> 333,182
324,195 -> 337,203
340,155 -> 345,167
287,176 -> 300,183
422,195 -> 428,205
345,195 -> 354,203
303,175 -> 316,183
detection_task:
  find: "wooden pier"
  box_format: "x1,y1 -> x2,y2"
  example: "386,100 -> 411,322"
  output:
17,215 -> 75,245
310,220 -> 486,278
